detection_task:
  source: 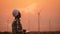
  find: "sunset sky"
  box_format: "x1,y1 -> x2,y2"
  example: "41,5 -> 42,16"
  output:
0,0 -> 60,32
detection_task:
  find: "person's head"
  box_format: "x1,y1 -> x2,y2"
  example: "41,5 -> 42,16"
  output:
12,9 -> 21,19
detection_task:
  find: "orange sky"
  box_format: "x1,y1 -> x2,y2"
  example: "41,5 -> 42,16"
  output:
0,0 -> 60,32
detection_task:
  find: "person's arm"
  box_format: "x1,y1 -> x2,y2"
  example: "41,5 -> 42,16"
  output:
16,19 -> 22,32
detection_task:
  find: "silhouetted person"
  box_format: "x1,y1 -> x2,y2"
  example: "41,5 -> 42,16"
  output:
12,9 -> 22,34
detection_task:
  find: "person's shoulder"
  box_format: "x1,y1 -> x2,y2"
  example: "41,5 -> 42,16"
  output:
12,19 -> 16,24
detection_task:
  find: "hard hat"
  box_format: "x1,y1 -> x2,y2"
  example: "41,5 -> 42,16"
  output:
12,9 -> 19,17
12,9 -> 21,18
